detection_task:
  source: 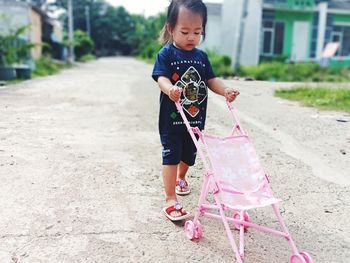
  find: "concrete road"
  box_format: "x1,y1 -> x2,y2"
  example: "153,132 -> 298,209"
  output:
0,57 -> 349,263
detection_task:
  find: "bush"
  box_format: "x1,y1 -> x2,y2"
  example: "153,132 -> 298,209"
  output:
79,54 -> 96,62
206,49 -> 234,77
74,30 -> 94,61
138,41 -> 162,61
33,56 -> 59,76
32,56 -> 71,77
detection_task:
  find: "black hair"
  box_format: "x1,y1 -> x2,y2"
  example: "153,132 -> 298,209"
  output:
159,0 -> 207,44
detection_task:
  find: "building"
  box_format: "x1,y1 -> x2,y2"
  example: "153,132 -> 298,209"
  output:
202,0 -> 350,68
0,0 -> 65,62
0,0 -> 43,60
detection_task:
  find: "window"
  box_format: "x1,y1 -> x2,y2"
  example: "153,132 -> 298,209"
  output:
263,29 -> 273,55
343,27 -> 350,56
274,22 -> 284,54
261,21 -> 285,56
331,25 -> 350,56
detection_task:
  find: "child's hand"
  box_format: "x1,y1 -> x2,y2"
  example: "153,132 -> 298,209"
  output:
169,87 -> 182,102
225,88 -> 240,102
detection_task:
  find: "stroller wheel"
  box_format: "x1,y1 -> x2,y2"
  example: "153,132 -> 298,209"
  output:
233,211 -> 250,230
185,220 -> 195,240
193,220 -> 203,239
185,220 -> 203,240
290,253 -> 307,263
299,251 -> 313,263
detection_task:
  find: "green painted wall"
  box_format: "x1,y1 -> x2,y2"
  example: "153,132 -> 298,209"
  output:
273,0 -> 316,9
287,0 -> 315,8
333,14 -> 350,24
275,11 -> 313,58
330,58 -> 350,69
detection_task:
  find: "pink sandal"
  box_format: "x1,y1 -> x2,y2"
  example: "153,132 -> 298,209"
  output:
162,202 -> 190,221
176,179 -> 190,195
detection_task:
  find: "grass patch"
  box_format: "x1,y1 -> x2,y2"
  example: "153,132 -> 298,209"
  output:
275,87 -> 350,113
79,54 -> 96,62
238,62 -> 350,82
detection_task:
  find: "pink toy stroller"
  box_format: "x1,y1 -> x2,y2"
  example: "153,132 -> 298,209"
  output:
175,101 -> 313,263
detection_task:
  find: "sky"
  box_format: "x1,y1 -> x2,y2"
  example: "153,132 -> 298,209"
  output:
105,0 -> 169,17
105,0 -> 223,17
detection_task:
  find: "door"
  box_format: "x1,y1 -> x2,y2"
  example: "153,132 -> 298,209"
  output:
291,21 -> 310,61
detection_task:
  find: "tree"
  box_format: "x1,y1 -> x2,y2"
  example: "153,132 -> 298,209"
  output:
94,5 -> 135,55
55,0 -> 136,55
131,13 -> 165,59
20,0 -> 165,56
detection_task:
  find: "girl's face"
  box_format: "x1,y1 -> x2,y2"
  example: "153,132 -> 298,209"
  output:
168,6 -> 203,51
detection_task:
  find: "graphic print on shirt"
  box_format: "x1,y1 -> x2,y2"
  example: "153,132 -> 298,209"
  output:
174,66 -> 207,117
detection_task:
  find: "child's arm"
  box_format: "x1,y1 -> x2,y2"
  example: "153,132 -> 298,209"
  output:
208,77 -> 239,102
157,76 -> 182,102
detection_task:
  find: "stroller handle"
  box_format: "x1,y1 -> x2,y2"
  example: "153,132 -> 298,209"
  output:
175,99 -> 234,112
175,101 -> 182,113
225,99 -> 246,135
226,99 -> 234,110
175,98 -> 245,136
175,101 -> 211,172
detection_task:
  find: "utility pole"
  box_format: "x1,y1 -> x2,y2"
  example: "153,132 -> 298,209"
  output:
85,5 -> 91,37
68,0 -> 75,63
234,0 -> 249,72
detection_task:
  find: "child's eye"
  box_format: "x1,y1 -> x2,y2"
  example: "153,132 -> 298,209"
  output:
181,31 -> 189,35
195,32 -> 201,35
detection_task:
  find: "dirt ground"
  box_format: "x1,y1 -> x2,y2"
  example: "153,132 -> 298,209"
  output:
0,57 -> 349,262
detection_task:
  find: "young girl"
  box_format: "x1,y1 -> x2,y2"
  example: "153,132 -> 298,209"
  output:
152,0 -> 239,221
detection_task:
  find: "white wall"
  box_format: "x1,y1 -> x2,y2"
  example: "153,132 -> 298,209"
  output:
204,0 -> 261,66
200,14 -> 222,51
240,0 -> 262,66
316,2 -> 328,59
221,0 -> 242,59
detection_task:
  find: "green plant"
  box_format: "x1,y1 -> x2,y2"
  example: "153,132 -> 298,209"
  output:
79,54 -> 96,62
0,25 -> 35,66
206,48 -> 234,77
73,30 -> 94,61
32,56 -> 60,76
138,41 -> 162,61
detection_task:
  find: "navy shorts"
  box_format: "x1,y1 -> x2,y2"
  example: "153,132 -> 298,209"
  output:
160,133 -> 198,166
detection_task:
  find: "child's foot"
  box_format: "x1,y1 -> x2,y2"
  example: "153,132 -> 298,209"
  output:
176,179 -> 190,195
162,201 -> 190,221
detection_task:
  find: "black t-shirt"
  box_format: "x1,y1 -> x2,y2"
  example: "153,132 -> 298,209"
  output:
152,44 -> 216,134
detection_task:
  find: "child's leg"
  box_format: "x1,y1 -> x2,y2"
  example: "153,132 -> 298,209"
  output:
162,164 -> 178,203
160,134 -> 190,220
162,164 -> 184,218
175,132 -> 197,194
177,161 -> 189,180
175,161 -> 190,194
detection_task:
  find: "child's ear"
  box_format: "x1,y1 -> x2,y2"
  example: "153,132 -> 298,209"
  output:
166,23 -> 173,34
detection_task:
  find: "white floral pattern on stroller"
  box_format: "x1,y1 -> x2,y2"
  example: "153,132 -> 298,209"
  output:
175,101 -> 313,263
